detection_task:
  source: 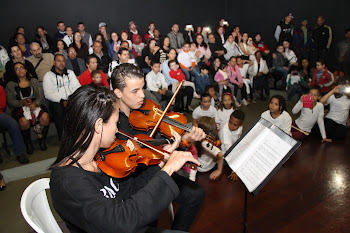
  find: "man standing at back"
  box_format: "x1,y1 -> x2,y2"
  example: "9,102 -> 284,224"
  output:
77,22 -> 93,47
311,16 -> 332,66
167,24 -> 184,50
27,42 -> 54,83
53,21 -> 66,41
274,13 -> 294,43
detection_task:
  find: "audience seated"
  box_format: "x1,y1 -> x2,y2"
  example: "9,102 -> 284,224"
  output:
65,47 -> 86,79
108,32 -> 120,59
62,26 -> 73,47
208,33 -> 227,62
91,41 -> 111,75
224,34 -> 242,61
167,24 -> 185,50
53,21 -> 66,41
27,42 -> 54,82
33,26 -> 55,53
54,39 -> 68,59
79,55 -> 110,88
248,50 -> 270,100
144,22 -> 155,43
5,45 -> 37,84
14,33 -> 31,58
43,54 -> 81,140
77,22 -> 93,47
70,31 -> 89,60
138,38 -> 160,74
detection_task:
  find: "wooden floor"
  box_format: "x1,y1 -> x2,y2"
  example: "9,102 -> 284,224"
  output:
157,131 -> 350,233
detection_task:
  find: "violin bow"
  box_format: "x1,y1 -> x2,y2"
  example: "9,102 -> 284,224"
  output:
118,130 -> 170,159
150,81 -> 184,138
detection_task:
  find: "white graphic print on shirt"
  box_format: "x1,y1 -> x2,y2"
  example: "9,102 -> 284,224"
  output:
100,178 -> 119,198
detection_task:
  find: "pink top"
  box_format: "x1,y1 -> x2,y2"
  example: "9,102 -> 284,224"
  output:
228,64 -> 243,85
197,45 -> 212,59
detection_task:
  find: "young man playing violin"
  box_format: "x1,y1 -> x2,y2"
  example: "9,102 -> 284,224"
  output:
50,85 -> 200,233
111,63 -> 206,232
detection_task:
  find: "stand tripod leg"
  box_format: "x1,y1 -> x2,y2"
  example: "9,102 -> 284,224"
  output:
240,187 -> 248,233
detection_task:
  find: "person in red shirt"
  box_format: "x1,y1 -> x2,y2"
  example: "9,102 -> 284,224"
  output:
79,55 -> 110,88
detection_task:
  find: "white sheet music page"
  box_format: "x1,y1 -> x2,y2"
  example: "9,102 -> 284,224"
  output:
225,122 -> 292,192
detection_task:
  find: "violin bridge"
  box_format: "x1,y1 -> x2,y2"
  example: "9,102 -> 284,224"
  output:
126,140 -> 135,151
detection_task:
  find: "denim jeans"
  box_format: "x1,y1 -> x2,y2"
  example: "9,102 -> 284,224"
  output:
272,67 -> 288,88
171,173 -> 205,231
181,66 -> 200,81
0,113 -> 25,156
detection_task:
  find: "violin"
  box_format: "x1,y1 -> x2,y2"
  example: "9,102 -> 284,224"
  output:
129,99 -> 221,148
94,131 -> 197,178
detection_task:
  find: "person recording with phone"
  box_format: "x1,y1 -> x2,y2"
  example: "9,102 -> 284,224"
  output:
286,65 -> 306,101
291,86 -> 332,142
184,24 -> 195,43
319,81 -> 350,140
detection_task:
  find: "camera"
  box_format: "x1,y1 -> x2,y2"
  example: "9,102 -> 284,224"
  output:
186,25 -> 193,30
339,86 -> 350,93
223,21 -> 228,25
302,95 -> 313,108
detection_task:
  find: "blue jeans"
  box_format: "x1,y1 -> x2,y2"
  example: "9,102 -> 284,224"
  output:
0,113 -> 25,156
272,67 -> 288,88
181,66 -> 200,81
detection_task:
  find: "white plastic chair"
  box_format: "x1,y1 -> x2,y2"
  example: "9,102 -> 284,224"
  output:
20,178 -> 63,233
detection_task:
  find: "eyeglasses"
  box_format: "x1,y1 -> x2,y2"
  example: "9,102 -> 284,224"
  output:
15,66 -> 25,71
69,50 -> 76,53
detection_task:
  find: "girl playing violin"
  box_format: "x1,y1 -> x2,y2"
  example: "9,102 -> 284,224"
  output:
50,85 -> 200,233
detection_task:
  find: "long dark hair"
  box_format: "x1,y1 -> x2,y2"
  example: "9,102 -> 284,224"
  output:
50,85 -> 118,169
13,62 -> 31,81
195,34 -> 208,49
195,116 -> 219,157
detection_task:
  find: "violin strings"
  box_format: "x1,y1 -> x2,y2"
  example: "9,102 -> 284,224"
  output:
163,116 -> 192,132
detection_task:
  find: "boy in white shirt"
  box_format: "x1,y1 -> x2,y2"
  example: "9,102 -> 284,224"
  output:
291,86 -> 332,142
146,60 -> 173,109
192,93 -> 217,127
219,110 -> 244,155
178,42 -> 201,81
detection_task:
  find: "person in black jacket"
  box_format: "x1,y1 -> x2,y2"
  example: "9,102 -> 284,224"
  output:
311,16 -> 332,66
50,84 -> 201,233
65,47 -> 86,78
274,13 -> 294,44
91,41 -> 111,74
207,33 -> 227,62
33,26 -> 55,53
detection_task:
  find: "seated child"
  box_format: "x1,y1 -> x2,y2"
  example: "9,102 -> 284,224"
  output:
261,95 -> 292,135
190,42 -> 201,64
146,60 -> 173,109
219,110 -> 244,155
91,70 -> 108,87
194,65 -> 211,95
319,84 -> 350,140
205,85 -> 220,107
286,65 -> 305,101
291,86 -> 332,142
310,60 -> 334,94
192,93 -> 217,127
168,60 -> 200,98
196,116 -> 224,180
246,37 -> 258,59
214,63 -> 235,98
216,92 -> 235,131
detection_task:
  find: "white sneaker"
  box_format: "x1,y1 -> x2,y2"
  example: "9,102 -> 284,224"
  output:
242,99 -> 249,106
193,92 -> 201,98
188,106 -> 194,111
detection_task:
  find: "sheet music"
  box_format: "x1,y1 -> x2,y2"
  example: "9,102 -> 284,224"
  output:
225,121 -> 293,193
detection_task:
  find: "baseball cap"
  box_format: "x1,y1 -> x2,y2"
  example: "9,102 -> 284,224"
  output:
287,13 -> 294,18
99,22 -> 106,28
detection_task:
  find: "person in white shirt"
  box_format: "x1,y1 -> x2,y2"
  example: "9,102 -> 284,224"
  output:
196,116 -> 224,180
216,92 -> 235,131
261,95 -> 292,135
63,26 -> 74,47
192,93 -> 217,127
43,54 -> 81,140
145,60 -> 172,109
320,84 -> 350,140
283,40 -> 297,65
224,35 -> 242,61
291,86 -> 332,142
177,42 -> 201,81
237,56 -> 254,103
219,110 -> 244,155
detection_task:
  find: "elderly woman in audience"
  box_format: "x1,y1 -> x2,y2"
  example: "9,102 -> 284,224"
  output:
4,45 -> 37,84
71,31 -> 89,60
138,38 -> 160,74
195,34 -> 212,67
108,32 -> 120,59
15,33 -> 31,58
5,62 -> 50,154
54,39 -> 68,59
33,26 -> 55,53
248,50 -> 270,100
65,47 -> 86,79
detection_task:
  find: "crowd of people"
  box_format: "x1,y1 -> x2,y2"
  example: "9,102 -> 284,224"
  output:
0,13 -> 349,233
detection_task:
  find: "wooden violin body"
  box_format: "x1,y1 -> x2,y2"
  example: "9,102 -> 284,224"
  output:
94,134 -> 164,178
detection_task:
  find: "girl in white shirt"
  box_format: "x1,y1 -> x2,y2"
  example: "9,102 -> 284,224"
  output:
261,95 -> 292,135
195,116 -> 223,180
216,92 -> 235,131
